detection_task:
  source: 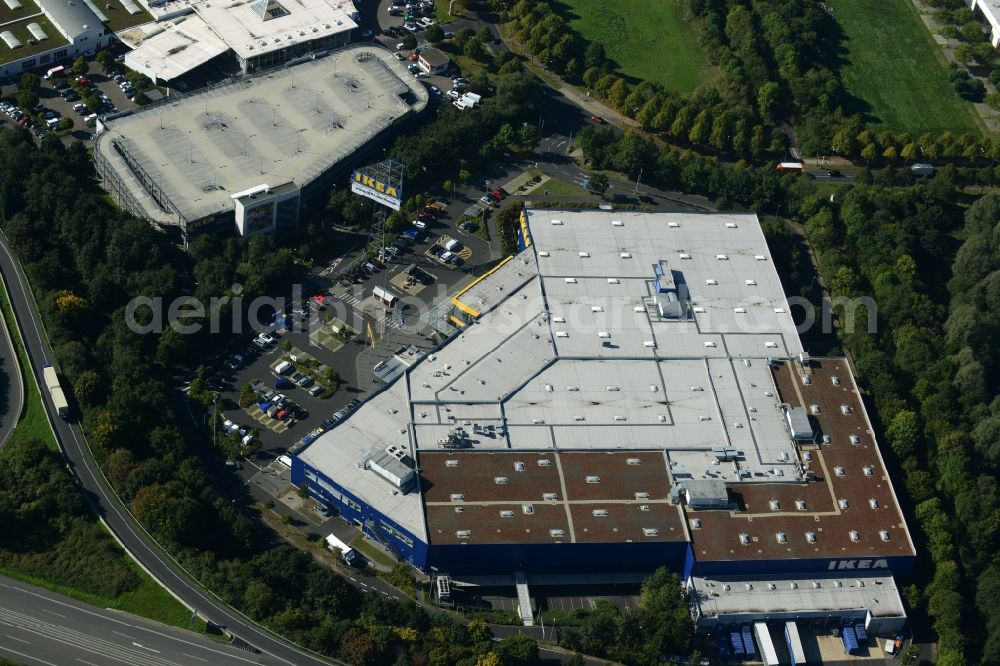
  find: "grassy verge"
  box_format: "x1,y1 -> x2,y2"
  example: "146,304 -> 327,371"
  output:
831,0 -> 982,134
434,1 -> 460,24
533,177 -> 595,197
352,535 -> 397,568
0,274 -> 58,453
0,556 -> 205,633
460,608 -> 521,625
556,0 -> 708,94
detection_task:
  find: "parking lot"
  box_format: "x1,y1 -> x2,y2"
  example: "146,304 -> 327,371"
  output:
457,584 -> 643,617
0,50 -> 140,143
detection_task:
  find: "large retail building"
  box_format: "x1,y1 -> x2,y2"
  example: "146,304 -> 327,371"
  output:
291,207 -> 916,634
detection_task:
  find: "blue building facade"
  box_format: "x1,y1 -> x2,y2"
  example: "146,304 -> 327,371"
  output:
291,456 -> 428,568
427,540 -> 695,577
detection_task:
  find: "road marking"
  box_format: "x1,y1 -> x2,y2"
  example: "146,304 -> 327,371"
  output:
132,642 -> 160,653
5,635 -> 30,644
183,653 -> 208,662
112,630 -> 135,640
349,577 -> 357,582
39,608 -> 66,618
75,659 -> 100,666
0,645 -> 59,666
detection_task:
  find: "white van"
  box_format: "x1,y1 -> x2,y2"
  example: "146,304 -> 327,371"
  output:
277,454 -> 292,468
274,360 -> 293,374
84,113 -> 98,126
440,250 -> 455,263
444,238 -> 461,252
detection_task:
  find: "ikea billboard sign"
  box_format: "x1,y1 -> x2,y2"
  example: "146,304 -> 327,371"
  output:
350,169 -> 402,210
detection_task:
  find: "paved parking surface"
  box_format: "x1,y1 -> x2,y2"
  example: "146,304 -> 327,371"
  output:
0,55 -> 139,143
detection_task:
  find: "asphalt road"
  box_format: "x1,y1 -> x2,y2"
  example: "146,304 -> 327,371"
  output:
0,575 -> 285,666
0,234 -> 339,666
0,273 -> 23,449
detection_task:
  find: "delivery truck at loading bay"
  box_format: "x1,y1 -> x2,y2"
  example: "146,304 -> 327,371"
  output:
325,533 -> 360,566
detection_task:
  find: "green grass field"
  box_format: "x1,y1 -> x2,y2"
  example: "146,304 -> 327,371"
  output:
831,0 -> 982,134
557,0 -> 708,94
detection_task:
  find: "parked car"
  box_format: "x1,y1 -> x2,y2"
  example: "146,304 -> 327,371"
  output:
309,384 -> 324,396
394,52 -> 406,61
590,115 -> 606,124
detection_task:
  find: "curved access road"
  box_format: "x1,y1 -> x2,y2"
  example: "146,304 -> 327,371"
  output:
0,235 -> 337,666
0,270 -> 24,450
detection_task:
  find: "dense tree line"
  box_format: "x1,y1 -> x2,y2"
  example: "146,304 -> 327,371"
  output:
0,127 -> 555,664
558,569 -> 693,665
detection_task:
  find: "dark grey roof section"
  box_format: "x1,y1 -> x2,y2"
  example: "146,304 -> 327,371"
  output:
44,0 -> 102,38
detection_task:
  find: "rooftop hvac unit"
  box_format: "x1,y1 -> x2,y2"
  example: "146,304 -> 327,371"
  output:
806,531 -> 816,543
450,494 -> 464,501
691,518 -> 702,529
522,504 -> 533,514
542,492 -> 558,501
746,279 -> 758,285
880,530 -> 890,541
499,510 -> 514,518
620,252 -> 632,258
626,458 -> 641,466
679,253 -> 691,259
755,255 -> 767,260
494,476 -> 508,485
769,499 -> 780,510
643,528 -> 659,537
796,500 -> 806,510
839,498 -> 849,509
608,278 -> 620,284
538,251 -> 550,257
668,222 -> 680,228
849,530 -> 860,542
550,219 -> 562,225
864,465 -> 874,477
706,279 -> 718,285
834,466 -> 845,477
537,459 -> 552,466
739,533 -> 750,545
832,376 -> 841,385
635,492 -> 650,500
585,476 -> 600,484
549,529 -> 565,537
446,459 -> 459,467
841,404 -> 852,415
726,222 -> 738,228
592,509 -> 608,517
514,461 -> 525,471
869,498 -> 879,509
850,434 -> 860,445
456,530 -> 471,538
717,254 -> 729,260
611,220 -> 623,226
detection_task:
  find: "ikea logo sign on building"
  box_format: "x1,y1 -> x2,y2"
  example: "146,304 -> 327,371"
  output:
350,169 -> 402,210
827,559 -> 889,570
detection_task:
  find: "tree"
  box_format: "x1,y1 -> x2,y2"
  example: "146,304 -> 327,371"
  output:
955,43 -> 976,65
19,72 -> 39,93
425,24 -> 444,43
239,383 -> 257,408
402,33 -> 418,50
584,41 -> 606,70
95,50 -> 113,70
72,57 -> 89,76
757,81 -> 780,121
589,172 -> 610,196
496,635 -> 538,666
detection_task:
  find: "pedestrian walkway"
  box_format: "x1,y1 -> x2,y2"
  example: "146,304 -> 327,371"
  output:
515,571 -> 534,626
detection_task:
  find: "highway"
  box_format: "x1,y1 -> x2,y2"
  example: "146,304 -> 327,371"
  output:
0,235 -> 337,666
0,575 -> 287,666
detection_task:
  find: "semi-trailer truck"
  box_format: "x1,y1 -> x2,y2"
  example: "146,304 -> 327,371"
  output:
42,364 -> 69,419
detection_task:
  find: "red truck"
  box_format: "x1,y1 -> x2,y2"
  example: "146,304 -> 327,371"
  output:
776,162 -> 804,174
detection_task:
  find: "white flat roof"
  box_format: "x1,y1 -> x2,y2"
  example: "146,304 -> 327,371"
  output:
297,379 -> 427,539
95,46 -> 427,224
190,0 -> 355,61
690,574 -> 906,619
123,15 -> 229,81
299,210 -> 813,537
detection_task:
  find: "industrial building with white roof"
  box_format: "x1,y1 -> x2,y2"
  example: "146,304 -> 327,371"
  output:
291,207 -> 915,634
0,0 -> 121,79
